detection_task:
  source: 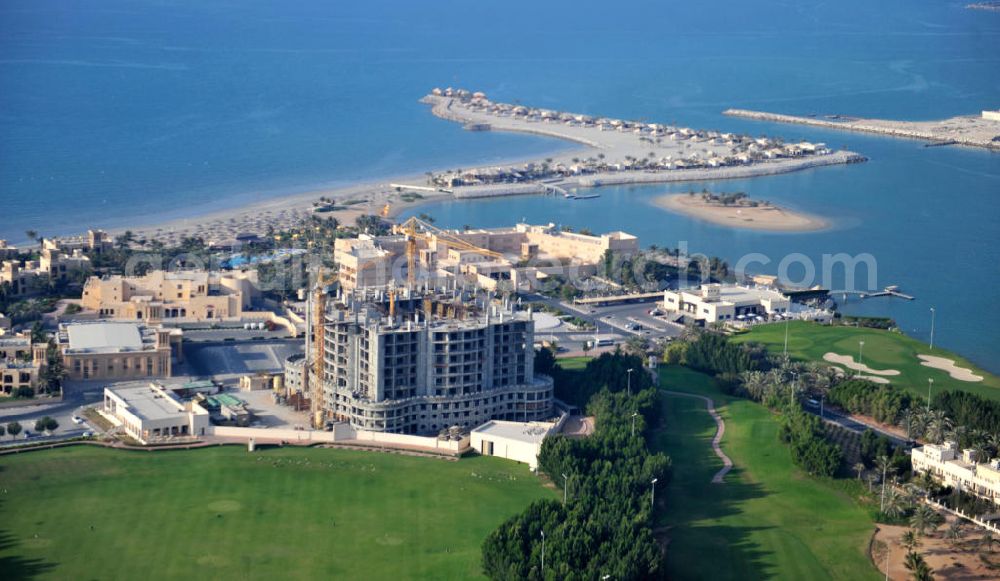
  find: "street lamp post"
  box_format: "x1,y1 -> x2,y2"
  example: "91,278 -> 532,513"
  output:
631,412 -> 638,437
562,473 -> 570,505
927,378 -> 934,413
820,394 -> 824,419
929,307 -> 936,351
626,368 -> 634,396
540,530 -> 545,573
783,316 -> 790,357
857,340 -> 865,377
651,478 -> 658,508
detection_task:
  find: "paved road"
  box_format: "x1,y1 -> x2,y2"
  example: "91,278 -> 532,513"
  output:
524,293 -> 683,346
804,404 -> 911,448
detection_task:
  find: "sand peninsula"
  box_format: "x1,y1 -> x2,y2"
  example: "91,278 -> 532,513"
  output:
724,108 -> 1000,150
653,191 -> 829,232
112,88 -> 866,247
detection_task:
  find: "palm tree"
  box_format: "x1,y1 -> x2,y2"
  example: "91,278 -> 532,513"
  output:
853,462 -> 866,480
925,410 -> 952,444
883,486 -> 908,519
876,455 -> 895,513
970,442 -> 991,465
916,472 -> 938,496
982,531 -> 996,553
901,529 -> 920,552
907,409 -> 930,441
910,504 -> 938,536
903,551 -> 933,581
944,520 -> 964,547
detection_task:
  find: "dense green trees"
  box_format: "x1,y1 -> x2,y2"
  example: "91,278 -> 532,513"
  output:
827,379 -> 912,425
549,350 -> 652,408
683,332 -> 767,376
34,416 -> 58,433
778,408 -> 842,477
933,390 -> 1000,436
482,377 -> 670,579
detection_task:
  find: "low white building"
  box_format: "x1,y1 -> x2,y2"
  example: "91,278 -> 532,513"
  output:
103,383 -> 209,444
471,420 -> 555,470
663,283 -> 790,324
911,441 -> 1000,504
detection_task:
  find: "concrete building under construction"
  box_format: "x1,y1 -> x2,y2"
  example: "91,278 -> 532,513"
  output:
311,287 -> 553,435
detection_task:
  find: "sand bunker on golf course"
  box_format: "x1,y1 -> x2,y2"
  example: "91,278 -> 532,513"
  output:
829,366 -> 892,384
918,355 -> 984,382
823,353 -> 901,377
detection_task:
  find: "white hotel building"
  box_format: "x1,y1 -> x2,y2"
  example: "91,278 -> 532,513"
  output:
663,283 -> 791,324
911,441 -> 1000,504
103,383 -> 209,444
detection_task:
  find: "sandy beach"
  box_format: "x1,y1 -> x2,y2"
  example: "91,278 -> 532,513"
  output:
116,171 -> 454,247
652,193 -> 830,232
109,93 -> 861,247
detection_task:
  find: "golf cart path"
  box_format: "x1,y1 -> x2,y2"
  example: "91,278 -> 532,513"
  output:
663,390 -> 732,484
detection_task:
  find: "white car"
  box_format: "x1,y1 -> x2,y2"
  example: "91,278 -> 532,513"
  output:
72,416 -> 84,425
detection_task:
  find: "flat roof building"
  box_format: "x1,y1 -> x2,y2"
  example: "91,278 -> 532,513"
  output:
81,269 -> 258,324
663,283 -> 791,324
912,441 -> 1000,505
58,322 -> 179,380
103,383 -> 209,444
471,420 -> 555,470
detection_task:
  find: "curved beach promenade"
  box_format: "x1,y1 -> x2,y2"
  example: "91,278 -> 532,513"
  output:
663,390 -> 733,484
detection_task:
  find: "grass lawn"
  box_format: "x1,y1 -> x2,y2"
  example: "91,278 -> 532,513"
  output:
555,356 -> 589,371
655,366 -> 878,580
732,321 -> 1000,401
0,445 -> 554,580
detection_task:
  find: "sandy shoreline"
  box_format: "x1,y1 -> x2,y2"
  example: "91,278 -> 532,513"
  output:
102,95 -> 862,246
652,193 -> 830,232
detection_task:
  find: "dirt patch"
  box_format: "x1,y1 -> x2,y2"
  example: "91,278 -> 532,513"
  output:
871,514 -> 1000,580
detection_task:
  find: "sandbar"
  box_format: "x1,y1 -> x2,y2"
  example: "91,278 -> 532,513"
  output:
653,193 -> 830,232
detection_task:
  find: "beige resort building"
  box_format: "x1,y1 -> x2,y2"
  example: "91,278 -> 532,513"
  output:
335,223 -> 639,292
82,270 -> 258,323
0,334 -> 47,395
0,229 -> 111,299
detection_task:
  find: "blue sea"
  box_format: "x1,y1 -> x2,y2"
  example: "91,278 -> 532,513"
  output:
1,0 -> 998,370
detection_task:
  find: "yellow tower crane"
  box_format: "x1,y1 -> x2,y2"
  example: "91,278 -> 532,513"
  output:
394,216 -> 504,287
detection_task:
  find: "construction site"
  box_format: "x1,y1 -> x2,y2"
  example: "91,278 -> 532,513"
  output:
303,284 -> 553,435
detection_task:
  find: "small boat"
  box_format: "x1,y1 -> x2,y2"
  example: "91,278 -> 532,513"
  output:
570,193 -> 601,200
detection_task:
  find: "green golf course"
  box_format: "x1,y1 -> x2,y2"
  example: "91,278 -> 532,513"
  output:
655,366 -> 879,580
732,321 -> 1000,401
0,445 -> 554,580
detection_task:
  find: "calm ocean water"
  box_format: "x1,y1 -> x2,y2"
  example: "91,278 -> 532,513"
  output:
1,0 -> 998,369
